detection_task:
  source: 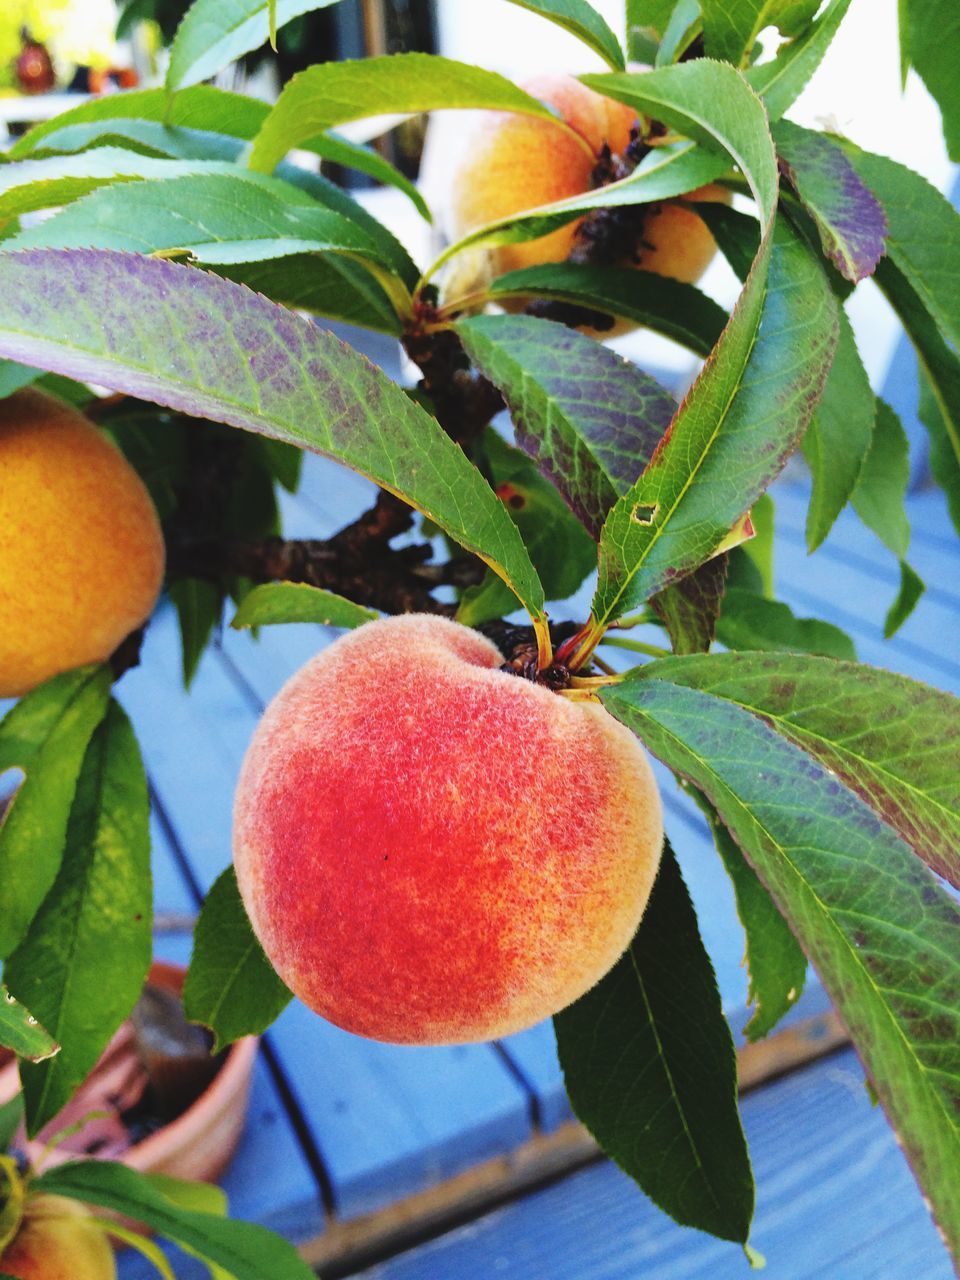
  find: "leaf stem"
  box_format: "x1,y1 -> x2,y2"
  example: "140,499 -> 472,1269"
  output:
601,635 -> 670,658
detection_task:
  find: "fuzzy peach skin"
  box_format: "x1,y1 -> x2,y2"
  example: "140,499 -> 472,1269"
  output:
233,615 -> 663,1045
448,73 -> 636,274
444,73 -> 726,286
0,388 -> 165,697
1,1195 -> 116,1279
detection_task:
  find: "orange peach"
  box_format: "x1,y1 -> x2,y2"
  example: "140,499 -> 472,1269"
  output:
443,73 -> 726,289
233,615 -> 663,1045
0,1194 -> 116,1279
0,388 -> 165,697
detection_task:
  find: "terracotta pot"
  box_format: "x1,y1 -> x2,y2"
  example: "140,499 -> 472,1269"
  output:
0,961 -> 257,1185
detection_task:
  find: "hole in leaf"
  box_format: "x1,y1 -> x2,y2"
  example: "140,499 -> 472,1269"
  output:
631,503 -> 658,525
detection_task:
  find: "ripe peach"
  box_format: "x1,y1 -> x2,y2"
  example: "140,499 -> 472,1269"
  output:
0,388 -> 165,697
233,615 -> 663,1045
444,73 -> 725,287
0,1194 -> 116,1279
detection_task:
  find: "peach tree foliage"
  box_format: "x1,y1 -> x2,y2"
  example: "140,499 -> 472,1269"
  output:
0,0 -> 958,1268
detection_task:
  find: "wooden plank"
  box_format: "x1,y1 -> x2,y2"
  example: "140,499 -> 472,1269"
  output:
346,1047 -> 952,1280
119,607 -> 535,1220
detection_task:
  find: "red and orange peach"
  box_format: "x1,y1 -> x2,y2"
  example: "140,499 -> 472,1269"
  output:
233,614 -> 663,1045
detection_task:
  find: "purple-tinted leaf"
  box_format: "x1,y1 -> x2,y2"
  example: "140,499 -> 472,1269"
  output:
458,314 -> 675,540
651,554 -> 729,654
774,120 -> 887,282
0,249 -> 544,623
602,664 -> 960,1256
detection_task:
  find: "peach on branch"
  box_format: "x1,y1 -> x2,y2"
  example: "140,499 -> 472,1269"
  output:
0,388 -> 165,697
0,1194 -> 116,1280
442,73 -> 726,287
233,614 -> 663,1046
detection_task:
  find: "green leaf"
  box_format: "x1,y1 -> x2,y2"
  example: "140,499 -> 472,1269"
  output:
146,1172 -> 228,1217
883,560 -> 925,639
0,250 -> 545,626
34,1160 -> 316,1280
616,648 -> 960,893
626,0 -> 677,45
166,0 -> 345,92
0,1094 -> 24,1153
0,360 -> 40,399
0,989 -> 57,1063
458,313 -> 675,539
739,491 -> 774,597
716,588 -> 856,659
581,63 -> 835,626
8,171 -> 401,280
691,791 -> 807,1041
917,368 -> 960,539
5,700 -> 152,1136
183,868 -> 291,1052
307,132 -> 431,220
691,200 -> 760,283
745,0 -> 854,121
255,437 -> 302,494
487,263 -> 727,357
6,89 -> 419,288
876,258 -> 960,527
773,120 -> 888,282
456,431 -> 598,625
555,841 -> 754,1243
851,399 -> 912,559
842,145 -> 960,351
650,555 -> 729,655
9,87 -> 262,156
655,0 -> 702,66
250,53 -> 562,175
231,582 -> 377,630
603,669 -> 960,1253
800,309 -> 875,551
899,0 -> 960,161
701,0 -> 820,66
0,149 -> 262,222
503,0 -> 624,69
0,666 -> 112,959
168,579 -> 222,689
